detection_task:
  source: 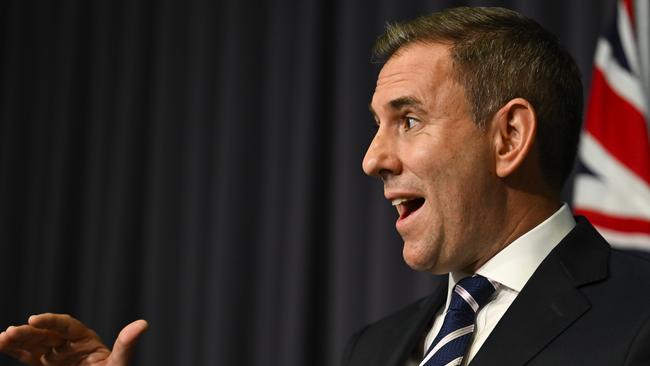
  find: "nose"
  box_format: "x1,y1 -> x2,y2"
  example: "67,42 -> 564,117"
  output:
362,130 -> 401,180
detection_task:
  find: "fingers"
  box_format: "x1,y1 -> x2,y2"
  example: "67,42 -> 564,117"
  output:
0,314 -> 102,366
1,315 -> 146,366
0,325 -> 66,365
40,341 -> 89,366
5,348 -> 42,366
2,325 -> 65,348
28,313 -> 94,341
106,320 -> 148,365
0,325 -> 64,365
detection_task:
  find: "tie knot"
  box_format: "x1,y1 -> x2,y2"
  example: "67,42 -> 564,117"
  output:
449,275 -> 497,313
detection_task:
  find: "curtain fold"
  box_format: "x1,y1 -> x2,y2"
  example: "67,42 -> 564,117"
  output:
0,1 -> 615,365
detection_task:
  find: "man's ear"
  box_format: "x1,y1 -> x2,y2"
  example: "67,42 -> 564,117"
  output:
491,98 -> 537,178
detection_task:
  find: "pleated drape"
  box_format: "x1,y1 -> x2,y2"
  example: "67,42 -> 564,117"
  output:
0,1 -> 615,365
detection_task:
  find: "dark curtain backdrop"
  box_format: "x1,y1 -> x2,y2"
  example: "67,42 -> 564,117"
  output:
0,1 -> 615,365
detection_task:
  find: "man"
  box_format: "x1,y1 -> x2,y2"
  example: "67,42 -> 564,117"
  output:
343,6 -> 650,366
1,6 -> 649,366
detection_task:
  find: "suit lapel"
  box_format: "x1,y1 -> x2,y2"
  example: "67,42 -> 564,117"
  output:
470,217 -> 610,365
386,280 -> 447,366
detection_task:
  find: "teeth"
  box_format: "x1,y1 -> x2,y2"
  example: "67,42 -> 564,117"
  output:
391,198 -> 410,206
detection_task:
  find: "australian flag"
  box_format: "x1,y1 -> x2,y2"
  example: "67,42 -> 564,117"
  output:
573,0 -> 650,251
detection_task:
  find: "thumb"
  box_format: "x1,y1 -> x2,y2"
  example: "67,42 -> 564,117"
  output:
107,320 -> 148,365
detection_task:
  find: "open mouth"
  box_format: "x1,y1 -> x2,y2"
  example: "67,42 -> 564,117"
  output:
392,197 -> 425,220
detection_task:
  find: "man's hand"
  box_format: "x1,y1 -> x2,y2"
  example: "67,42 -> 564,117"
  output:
0,313 -> 148,366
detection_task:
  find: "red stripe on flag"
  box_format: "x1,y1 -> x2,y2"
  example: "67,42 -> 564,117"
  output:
584,68 -> 650,184
623,0 -> 635,29
575,208 -> 650,234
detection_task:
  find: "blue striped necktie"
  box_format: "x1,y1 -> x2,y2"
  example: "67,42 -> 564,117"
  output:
421,275 -> 497,366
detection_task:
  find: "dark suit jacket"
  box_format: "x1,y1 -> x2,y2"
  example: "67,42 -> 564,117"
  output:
342,217 -> 650,365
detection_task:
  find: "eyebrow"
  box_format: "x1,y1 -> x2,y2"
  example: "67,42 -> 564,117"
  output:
389,96 -> 424,111
368,96 -> 425,117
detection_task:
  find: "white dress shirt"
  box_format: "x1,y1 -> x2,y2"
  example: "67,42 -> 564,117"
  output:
410,204 -> 576,366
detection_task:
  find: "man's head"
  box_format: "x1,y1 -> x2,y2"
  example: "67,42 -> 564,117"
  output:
363,7 -> 583,274
373,6 -> 583,193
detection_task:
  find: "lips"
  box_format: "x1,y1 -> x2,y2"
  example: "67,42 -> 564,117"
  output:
392,197 -> 426,220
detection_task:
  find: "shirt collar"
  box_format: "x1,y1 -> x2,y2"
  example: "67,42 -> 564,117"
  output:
447,203 -> 576,297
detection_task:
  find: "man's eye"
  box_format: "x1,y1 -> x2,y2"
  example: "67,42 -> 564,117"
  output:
404,117 -> 420,130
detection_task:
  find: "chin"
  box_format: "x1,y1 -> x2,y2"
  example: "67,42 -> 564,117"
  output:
402,244 -> 439,273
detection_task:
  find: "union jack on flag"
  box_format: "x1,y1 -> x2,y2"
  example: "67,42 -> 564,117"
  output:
573,0 -> 650,251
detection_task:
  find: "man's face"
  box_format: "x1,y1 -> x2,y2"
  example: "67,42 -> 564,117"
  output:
364,42 -> 503,274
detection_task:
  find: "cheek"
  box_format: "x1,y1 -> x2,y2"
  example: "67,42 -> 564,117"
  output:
405,139 -> 448,177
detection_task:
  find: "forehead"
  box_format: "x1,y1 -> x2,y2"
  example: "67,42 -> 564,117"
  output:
371,42 -> 456,112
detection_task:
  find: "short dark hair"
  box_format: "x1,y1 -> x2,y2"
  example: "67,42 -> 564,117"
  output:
373,7 -> 583,192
